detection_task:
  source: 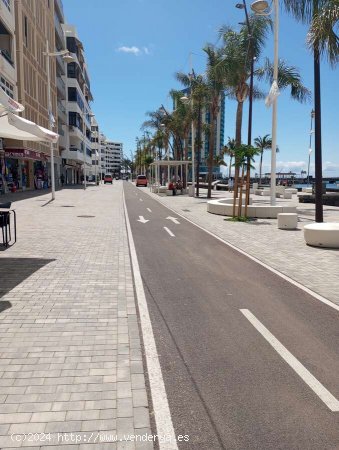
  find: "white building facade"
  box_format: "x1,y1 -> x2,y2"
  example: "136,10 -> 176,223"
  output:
105,141 -> 123,177
61,24 -> 93,184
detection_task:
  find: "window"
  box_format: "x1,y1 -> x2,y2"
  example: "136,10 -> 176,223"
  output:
0,77 -> 14,98
67,62 -> 77,78
68,87 -> 77,101
2,0 -> 10,11
24,16 -> 28,47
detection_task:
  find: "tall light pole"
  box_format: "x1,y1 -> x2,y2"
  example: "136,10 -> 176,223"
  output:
236,1 -> 255,213
44,42 -> 73,201
180,94 -> 195,197
307,109 -> 315,186
251,0 -> 279,206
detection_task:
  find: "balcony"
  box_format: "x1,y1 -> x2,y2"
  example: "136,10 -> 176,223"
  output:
56,53 -> 65,76
54,0 -> 64,22
57,101 -> 67,125
54,14 -> 64,47
56,76 -> 66,99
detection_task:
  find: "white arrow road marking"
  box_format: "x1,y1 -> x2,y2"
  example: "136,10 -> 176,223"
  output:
147,208 -> 152,213
137,216 -> 149,224
166,216 -> 180,225
164,227 -> 175,237
241,309 -> 339,412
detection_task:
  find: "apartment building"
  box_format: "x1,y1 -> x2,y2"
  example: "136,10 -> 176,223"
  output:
105,141 -> 123,177
54,0 -> 67,172
0,0 -> 17,190
62,23 -> 93,184
90,115 -> 100,178
1,0 -> 57,191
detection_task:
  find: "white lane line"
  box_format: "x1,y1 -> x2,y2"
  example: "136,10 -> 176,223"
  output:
147,208 -> 152,213
166,216 -> 180,225
123,192 -> 178,450
145,193 -> 339,314
240,309 -> 339,412
139,198 -> 143,202
164,227 -> 175,237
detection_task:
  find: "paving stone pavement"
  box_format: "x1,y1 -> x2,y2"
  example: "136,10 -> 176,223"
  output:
143,188 -> 339,306
0,183 -> 153,449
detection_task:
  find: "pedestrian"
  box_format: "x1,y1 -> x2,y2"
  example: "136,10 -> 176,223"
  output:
60,173 -> 65,186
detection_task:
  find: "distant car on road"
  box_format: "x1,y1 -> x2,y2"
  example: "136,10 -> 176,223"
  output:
115,176 -> 120,180
104,174 -> 113,184
136,175 -> 147,187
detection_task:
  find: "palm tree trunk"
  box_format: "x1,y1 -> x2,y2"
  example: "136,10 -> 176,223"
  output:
234,101 -> 243,202
259,150 -> 263,186
229,155 -> 232,179
207,117 -> 216,199
196,103 -> 202,197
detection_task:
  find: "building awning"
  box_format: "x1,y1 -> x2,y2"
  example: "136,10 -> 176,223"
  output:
0,113 -> 59,143
0,88 -> 58,143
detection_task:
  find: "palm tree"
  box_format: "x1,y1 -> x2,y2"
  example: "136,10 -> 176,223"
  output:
254,134 -> 272,185
282,0 -> 338,222
224,138 -> 236,178
219,19 -> 310,206
176,71 -> 209,197
203,45 -> 228,198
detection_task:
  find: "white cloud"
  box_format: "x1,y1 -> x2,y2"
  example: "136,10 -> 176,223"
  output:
116,46 -> 152,56
117,46 -> 141,55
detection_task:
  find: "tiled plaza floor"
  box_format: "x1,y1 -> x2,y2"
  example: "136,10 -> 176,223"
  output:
0,183 -> 152,449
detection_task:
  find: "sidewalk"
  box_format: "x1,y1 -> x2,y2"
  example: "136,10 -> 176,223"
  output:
0,183 -> 152,449
143,188 -> 339,306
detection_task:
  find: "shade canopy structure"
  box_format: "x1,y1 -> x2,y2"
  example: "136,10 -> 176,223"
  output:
0,113 -> 59,143
149,160 -> 192,194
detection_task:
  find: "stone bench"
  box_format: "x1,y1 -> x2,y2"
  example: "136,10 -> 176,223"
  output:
207,199 -> 296,218
278,213 -> 298,229
304,223 -> 339,248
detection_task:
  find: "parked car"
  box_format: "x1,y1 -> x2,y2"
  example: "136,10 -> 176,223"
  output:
136,175 -> 147,187
104,174 -> 113,184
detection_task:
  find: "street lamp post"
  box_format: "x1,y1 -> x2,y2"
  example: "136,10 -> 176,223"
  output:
251,0 -> 279,206
44,41 -> 73,201
236,1 -> 255,213
307,109 -> 315,186
307,148 -> 312,186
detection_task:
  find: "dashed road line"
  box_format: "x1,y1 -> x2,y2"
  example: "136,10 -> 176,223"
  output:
164,227 -> 175,237
241,309 -> 339,412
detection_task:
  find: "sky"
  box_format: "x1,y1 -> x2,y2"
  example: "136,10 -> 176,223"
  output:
63,0 -> 339,177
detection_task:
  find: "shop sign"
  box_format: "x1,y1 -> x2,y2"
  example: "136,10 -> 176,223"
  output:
4,148 -> 47,161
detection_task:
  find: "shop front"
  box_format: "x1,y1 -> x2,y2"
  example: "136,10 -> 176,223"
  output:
2,148 -> 48,192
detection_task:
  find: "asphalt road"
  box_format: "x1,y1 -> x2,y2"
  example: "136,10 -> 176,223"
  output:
124,182 -> 339,450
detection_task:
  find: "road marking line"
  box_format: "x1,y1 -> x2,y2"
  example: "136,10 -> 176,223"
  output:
147,208 -> 152,213
240,309 -> 339,412
139,198 -> 143,202
145,193 -> 339,314
123,191 -> 178,450
164,227 -> 175,237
